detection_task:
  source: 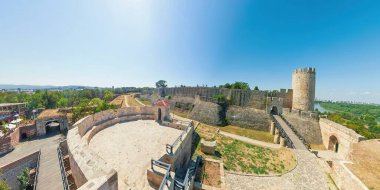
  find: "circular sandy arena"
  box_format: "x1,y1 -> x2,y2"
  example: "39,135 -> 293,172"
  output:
89,120 -> 181,190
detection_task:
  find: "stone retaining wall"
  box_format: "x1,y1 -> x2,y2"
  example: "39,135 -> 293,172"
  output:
188,98 -> 225,126
0,151 -> 40,190
226,106 -> 270,131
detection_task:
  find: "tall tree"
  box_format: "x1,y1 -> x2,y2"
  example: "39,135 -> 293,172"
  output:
155,80 -> 167,88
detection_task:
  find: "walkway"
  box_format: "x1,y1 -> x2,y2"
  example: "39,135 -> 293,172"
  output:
0,133 -> 64,190
124,95 -> 130,107
36,134 -> 64,190
219,131 -> 281,149
273,115 -> 308,150
225,149 -> 329,190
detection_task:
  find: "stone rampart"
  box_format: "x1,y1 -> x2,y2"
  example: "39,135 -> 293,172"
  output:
161,87 -> 293,110
282,109 -> 323,144
0,151 -> 40,190
226,106 -> 270,131
188,98 -> 225,126
319,118 -> 364,159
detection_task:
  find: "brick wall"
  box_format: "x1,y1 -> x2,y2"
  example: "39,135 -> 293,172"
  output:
0,128 -> 20,155
19,123 -> 37,138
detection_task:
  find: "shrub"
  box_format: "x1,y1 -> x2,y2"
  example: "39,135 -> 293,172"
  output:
212,94 -> 226,102
0,180 -> 11,190
17,167 -> 30,190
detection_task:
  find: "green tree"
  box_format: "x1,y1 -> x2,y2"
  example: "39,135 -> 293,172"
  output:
254,86 -> 259,90
17,167 -> 30,190
57,98 -> 69,108
155,80 -> 167,88
103,90 -> 114,102
220,82 -> 250,90
231,82 -> 250,90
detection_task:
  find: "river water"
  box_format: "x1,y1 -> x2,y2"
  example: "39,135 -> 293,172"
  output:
314,103 -> 334,113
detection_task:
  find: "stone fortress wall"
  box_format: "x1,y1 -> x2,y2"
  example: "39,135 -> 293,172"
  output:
282,108 -> 323,144
161,88 -> 293,131
67,106 -> 191,190
160,87 -> 293,110
156,68 -> 322,142
292,67 -> 316,112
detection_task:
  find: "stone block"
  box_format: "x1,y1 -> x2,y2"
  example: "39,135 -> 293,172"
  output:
201,139 -> 217,155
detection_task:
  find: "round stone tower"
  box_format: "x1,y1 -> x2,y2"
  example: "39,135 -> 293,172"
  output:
292,67 -> 316,111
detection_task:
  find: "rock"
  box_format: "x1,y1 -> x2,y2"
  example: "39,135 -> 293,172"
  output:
201,139 -> 217,155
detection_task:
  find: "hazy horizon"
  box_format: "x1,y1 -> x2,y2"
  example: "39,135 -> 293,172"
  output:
1,1 -> 379,103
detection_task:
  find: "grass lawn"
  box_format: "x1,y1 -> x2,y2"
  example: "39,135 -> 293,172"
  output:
137,98 -> 152,106
218,125 -> 273,143
126,95 -> 143,106
171,110 -> 190,119
193,124 -> 296,175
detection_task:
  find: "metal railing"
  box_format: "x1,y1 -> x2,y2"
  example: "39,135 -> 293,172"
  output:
174,156 -> 202,190
151,160 -> 172,190
166,122 -> 193,155
279,115 -> 311,149
57,140 -> 70,190
32,149 -> 41,190
270,114 -> 295,149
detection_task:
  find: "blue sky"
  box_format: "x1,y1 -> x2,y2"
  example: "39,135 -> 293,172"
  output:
0,1 -> 379,103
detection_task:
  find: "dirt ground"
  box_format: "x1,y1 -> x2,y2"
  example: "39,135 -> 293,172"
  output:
89,120 -> 182,190
346,139 -> 380,190
110,95 -> 127,108
202,160 -> 222,188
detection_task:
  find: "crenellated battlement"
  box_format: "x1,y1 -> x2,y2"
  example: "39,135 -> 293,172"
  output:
294,67 -> 316,74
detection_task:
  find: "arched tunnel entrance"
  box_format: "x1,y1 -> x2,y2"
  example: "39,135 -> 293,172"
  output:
270,106 -> 279,115
328,135 -> 339,153
45,120 -> 61,134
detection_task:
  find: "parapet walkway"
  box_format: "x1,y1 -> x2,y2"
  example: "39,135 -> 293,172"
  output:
36,134 -> 64,190
273,115 -> 308,150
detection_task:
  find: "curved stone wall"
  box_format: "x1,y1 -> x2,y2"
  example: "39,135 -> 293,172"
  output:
292,68 -> 316,111
66,106 -> 188,190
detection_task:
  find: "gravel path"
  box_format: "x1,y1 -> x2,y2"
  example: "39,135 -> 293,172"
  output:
225,150 -> 329,190
219,131 -> 281,149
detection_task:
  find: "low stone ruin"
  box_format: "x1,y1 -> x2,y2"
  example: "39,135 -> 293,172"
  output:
201,139 -> 217,155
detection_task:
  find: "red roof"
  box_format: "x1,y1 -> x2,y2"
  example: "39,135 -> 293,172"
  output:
155,100 -> 170,107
